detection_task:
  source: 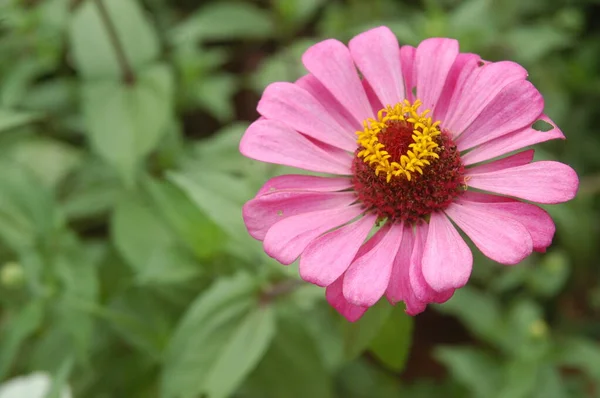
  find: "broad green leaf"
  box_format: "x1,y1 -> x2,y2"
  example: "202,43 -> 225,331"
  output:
251,39 -> 316,92
525,251 -> 570,297
341,299 -> 393,361
369,305 -> 414,372
82,64 -> 174,185
162,273 -> 269,398
240,312 -> 333,398
555,337 -> 600,381
203,306 -> 275,398
532,366 -> 568,398
335,359 -> 402,398
106,288 -> 176,359
0,300 -> 45,379
496,359 -> 540,398
171,2 -> 274,44
111,193 -> 202,283
501,300 -> 550,359
69,0 -> 159,79
52,233 -> 99,364
46,355 -> 75,398
273,0 -> 326,30
195,73 -> 237,122
0,160 -> 60,251
435,346 -> 501,398
167,170 -> 264,259
436,286 -> 503,344
8,137 -> 82,190
60,159 -> 121,221
0,109 -> 40,132
143,177 -> 225,260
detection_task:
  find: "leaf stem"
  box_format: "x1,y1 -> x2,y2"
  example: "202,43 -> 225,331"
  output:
94,0 -> 136,85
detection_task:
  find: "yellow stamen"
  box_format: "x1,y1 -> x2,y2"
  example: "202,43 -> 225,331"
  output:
356,99 -> 441,182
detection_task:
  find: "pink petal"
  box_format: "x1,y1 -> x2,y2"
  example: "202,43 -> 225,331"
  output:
409,222 -> 455,303
263,205 -> 363,265
434,53 -> 481,122
302,39 -> 373,124
300,214 -> 377,287
444,61 -> 528,136
255,174 -> 352,197
385,224 -> 429,315
445,201 -> 533,265
295,74 -> 361,133
257,82 -> 357,152
240,119 -> 351,174
400,45 -> 416,102
465,150 -> 534,175
363,79 -> 383,115
415,38 -> 459,111
467,161 -> 579,204
385,222 -> 413,304
348,26 -> 404,106
456,80 -> 544,151
422,212 -> 473,292
461,114 -> 565,165
343,224 -> 404,307
460,192 -> 555,252
326,275 -> 368,322
243,190 -> 357,240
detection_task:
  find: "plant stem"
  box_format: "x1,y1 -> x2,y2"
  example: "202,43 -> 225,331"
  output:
94,0 -> 136,85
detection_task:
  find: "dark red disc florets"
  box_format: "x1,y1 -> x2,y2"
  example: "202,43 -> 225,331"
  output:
352,125 -> 465,224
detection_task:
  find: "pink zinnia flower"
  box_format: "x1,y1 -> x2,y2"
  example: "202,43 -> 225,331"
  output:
239,26 -> 579,321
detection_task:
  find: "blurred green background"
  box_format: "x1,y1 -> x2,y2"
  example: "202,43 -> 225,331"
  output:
0,0 -> 599,397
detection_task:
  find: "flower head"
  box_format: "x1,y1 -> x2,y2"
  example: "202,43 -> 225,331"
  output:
240,27 -> 579,321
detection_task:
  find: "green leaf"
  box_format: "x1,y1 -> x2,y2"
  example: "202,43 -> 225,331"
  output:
369,305 -> 414,372
501,300 -> 550,359
531,119 -> 555,132
555,337 -> 600,381
273,0 -> 326,29
111,193 -> 202,284
526,251 -> 570,297
241,312 -> 334,398
82,64 -> 173,186
171,2 -> 274,44
162,273 -> 271,398
496,359 -> 540,398
0,160 -> 60,251
195,73 -> 237,122
8,137 -> 82,191
60,159 -> 121,221
251,39 -> 316,92
69,0 -> 160,80
341,299 -> 393,361
0,108 -> 40,132
0,300 -> 45,379
335,359 -> 402,398
143,177 -> 226,260
167,170 -> 264,259
106,287 -> 176,359
532,366 -> 568,398
436,286 -> 504,343
435,346 -> 501,398
203,306 -> 275,398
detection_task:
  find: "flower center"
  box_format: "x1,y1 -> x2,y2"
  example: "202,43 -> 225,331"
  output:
352,100 -> 465,223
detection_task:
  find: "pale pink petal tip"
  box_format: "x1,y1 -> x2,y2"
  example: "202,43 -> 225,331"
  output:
343,225 -> 404,307
468,161 -> 579,204
422,212 -> 473,292
326,276 -> 368,322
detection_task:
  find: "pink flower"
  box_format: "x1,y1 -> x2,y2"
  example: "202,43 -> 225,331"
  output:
239,26 -> 579,321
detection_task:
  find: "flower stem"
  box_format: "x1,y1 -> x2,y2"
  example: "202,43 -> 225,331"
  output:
94,0 -> 136,85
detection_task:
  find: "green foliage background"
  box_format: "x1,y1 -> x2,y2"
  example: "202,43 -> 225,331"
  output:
0,0 -> 599,397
